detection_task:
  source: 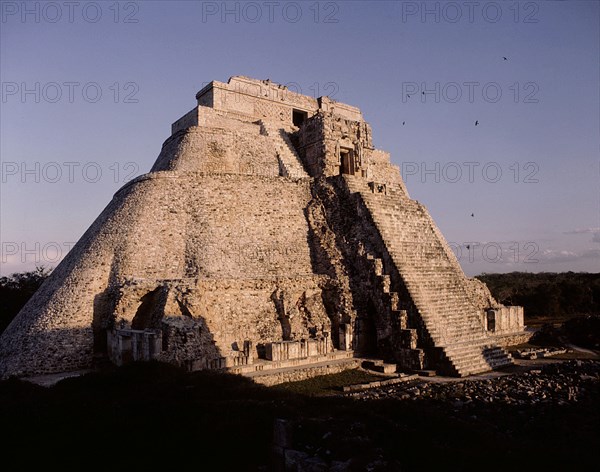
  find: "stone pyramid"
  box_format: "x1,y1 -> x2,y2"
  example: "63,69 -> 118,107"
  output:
0,77 -> 529,380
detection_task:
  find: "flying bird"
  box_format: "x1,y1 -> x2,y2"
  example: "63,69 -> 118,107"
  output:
466,245 -> 471,250
402,121 -> 406,125
503,56 -> 508,61
406,94 -> 411,98
475,120 -> 479,126
471,213 -> 475,217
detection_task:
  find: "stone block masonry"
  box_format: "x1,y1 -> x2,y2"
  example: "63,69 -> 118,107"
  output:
0,76 -> 527,381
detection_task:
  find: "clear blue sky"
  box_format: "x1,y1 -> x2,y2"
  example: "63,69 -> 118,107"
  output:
1,0 -> 599,276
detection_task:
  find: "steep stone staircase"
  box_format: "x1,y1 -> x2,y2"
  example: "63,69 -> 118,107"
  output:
343,176 -> 513,376
260,121 -> 308,178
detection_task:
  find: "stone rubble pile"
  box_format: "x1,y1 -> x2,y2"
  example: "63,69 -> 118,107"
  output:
273,361 -> 599,471
345,360 -> 600,407
513,347 -> 568,359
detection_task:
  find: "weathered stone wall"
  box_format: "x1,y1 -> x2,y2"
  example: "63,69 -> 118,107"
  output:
294,110 -> 406,189
172,105 -> 263,135
199,76 -> 319,127
486,306 -> 524,335
196,83 -> 213,107
317,96 -> 364,122
186,277 -> 337,362
249,360 -> 360,386
295,111 -> 374,178
154,127 -> 279,176
293,112 -> 327,177
107,328 -> 162,365
366,149 -> 407,191
171,108 -> 199,135
196,77 -> 363,130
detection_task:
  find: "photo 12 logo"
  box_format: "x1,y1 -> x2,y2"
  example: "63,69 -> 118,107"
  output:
1,1 -> 140,23
401,161 -> 539,184
200,1 -> 340,23
1,82 -> 140,104
1,242 -> 77,265
197,80 -> 340,103
449,241 -> 539,264
401,2 -> 540,24
1,161 -> 140,184
402,82 -> 539,104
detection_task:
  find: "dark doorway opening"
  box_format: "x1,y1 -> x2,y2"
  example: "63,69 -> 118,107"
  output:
121,335 -> 133,364
292,109 -> 308,127
132,288 -> 161,330
355,300 -> 378,355
92,290 -> 112,356
340,148 -> 355,175
486,310 -> 496,332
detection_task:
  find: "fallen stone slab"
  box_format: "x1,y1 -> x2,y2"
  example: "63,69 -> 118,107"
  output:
416,370 -> 437,377
342,374 -> 418,392
372,363 -> 397,374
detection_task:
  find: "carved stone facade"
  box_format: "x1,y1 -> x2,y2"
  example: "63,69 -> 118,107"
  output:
0,76 -> 527,380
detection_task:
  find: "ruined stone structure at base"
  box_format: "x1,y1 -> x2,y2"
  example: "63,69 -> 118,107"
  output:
0,76 -> 529,380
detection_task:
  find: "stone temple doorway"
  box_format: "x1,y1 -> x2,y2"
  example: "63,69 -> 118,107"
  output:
292,108 -> 308,127
340,148 -> 355,175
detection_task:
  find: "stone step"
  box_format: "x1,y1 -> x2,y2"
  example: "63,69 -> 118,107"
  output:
261,121 -> 307,178
362,360 -> 397,374
449,356 -> 513,369
448,351 -> 511,364
455,360 -> 513,376
418,315 -> 481,326
451,359 -> 511,371
429,333 -> 489,342
443,341 -> 505,351
418,309 -> 481,319
428,331 -> 487,339
426,322 -> 487,331
372,363 -> 398,374
422,316 -> 482,325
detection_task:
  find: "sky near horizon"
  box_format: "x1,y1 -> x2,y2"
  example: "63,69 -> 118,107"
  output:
0,0 -> 599,277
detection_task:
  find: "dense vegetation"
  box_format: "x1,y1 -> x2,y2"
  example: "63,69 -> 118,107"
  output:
0,266 -> 51,334
476,272 -> 600,319
530,316 -> 600,349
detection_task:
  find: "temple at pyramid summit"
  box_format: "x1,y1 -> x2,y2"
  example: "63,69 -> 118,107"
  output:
0,76 -> 529,382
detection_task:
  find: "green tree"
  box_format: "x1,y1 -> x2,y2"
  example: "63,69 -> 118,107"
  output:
0,266 -> 52,334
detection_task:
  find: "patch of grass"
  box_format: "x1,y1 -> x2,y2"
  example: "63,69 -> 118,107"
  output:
273,368 -> 388,396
